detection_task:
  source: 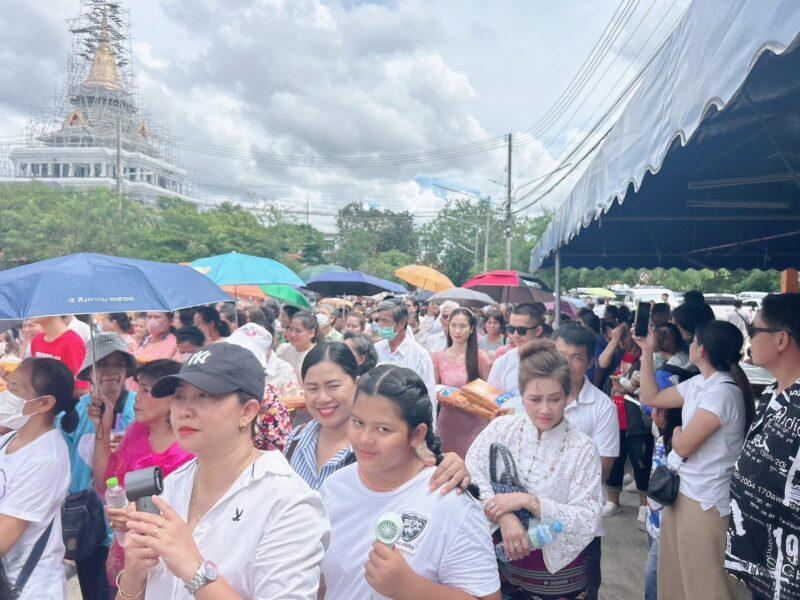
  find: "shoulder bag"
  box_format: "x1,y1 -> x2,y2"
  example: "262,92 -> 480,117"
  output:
61,490 -> 106,561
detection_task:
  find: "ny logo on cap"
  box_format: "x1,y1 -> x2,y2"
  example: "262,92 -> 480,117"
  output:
187,350 -> 212,366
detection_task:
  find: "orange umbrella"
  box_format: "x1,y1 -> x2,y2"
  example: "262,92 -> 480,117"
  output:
394,264 -> 455,293
222,284 -> 268,300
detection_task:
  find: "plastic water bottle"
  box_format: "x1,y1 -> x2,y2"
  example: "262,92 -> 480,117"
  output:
495,520 -> 564,562
105,477 -> 129,546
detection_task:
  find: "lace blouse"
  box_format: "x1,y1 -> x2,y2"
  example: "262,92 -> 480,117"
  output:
465,414 -> 603,573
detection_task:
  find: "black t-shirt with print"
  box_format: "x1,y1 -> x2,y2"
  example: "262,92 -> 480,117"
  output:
725,377 -> 800,598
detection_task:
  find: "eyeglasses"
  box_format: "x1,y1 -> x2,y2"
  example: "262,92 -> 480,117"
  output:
746,323 -> 787,338
506,325 -> 539,336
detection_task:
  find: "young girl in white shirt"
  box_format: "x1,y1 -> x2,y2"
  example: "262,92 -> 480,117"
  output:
320,364 -> 501,600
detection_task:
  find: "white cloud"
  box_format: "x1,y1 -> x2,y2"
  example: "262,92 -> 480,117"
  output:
0,0 -> 685,232
134,42 -> 168,71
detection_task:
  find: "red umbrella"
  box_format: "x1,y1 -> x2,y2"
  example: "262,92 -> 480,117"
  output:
462,270 -> 554,304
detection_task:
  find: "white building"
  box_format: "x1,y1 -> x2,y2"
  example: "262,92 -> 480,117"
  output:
4,0 -> 194,204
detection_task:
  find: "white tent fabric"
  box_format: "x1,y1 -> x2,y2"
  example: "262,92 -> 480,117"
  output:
530,0 -> 800,270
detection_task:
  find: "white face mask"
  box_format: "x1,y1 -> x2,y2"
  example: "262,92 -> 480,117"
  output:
0,342 -> 6,355
316,313 -> 330,328
0,389 -> 41,430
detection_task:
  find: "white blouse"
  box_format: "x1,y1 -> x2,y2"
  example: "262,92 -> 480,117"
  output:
465,414 -> 603,573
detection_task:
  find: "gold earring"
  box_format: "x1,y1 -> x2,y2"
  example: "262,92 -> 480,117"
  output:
239,423 -> 247,432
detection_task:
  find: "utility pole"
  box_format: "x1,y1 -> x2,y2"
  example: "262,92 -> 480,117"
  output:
115,111 -> 122,203
504,133 -> 512,269
473,224 -> 479,269
483,195 -> 491,272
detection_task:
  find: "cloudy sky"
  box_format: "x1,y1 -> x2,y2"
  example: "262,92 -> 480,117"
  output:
0,0 -> 689,231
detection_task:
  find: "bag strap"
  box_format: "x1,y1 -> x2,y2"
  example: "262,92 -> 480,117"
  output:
12,518 -> 54,594
284,423 -> 309,463
2,432 -> 53,594
0,433 -> 17,453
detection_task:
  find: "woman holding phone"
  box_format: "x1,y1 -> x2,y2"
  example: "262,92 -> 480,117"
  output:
636,321 -> 753,600
114,343 -> 329,600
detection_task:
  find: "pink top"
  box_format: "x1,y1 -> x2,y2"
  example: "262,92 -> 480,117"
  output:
432,350 -> 491,387
432,349 -> 492,459
102,421 -> 193,586
135,333 -> 179,363
102,421 -> 193,493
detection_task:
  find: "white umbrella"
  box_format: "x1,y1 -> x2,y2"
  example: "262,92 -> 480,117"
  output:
429,287 -> 496,308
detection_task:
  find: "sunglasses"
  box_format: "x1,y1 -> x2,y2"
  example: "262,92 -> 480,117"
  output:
506,325 -> 539,336
746,324 -> 787,338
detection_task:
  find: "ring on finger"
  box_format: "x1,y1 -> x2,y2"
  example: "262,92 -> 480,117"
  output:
157,518 -> 165,528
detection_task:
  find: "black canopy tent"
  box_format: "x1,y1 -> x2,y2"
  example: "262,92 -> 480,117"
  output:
532,40 -> 800,273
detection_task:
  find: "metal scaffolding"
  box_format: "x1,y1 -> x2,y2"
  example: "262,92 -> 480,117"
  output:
5,0 -> 187,197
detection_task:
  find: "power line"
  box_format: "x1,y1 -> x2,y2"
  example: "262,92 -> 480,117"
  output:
514,0 -> 637,148
512,2 -> 687,215
513,0 -> 644,180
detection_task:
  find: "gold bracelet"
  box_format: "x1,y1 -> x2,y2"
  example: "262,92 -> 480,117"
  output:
530,495 -> 540,515
116,570 -> 146,599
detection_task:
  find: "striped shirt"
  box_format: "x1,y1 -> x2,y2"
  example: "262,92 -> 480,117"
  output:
283,420 -> 353,490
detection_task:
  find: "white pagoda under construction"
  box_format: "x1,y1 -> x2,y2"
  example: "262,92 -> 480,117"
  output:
4,0 -> 192,202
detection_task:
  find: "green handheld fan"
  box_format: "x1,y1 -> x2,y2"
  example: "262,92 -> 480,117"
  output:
375,512 -> 404,547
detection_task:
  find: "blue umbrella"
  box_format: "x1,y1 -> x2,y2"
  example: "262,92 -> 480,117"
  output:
0,253 -> 230,319
305,271 -> 407,296
190,252 -> 303,287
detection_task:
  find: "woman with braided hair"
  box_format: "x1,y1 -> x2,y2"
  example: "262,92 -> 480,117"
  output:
636,320 -> 753,600
319,365 -> 501,600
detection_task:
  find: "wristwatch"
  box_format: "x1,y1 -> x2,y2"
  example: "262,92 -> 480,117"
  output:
184,560 -> 218,595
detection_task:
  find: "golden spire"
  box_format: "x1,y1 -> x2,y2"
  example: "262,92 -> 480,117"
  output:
82,2 -> 123,92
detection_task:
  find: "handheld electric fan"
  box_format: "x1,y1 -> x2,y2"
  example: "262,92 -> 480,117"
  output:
374,512 -> 404,547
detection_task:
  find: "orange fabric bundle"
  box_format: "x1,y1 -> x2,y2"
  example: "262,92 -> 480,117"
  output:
436,379 -> 502,420
282,391 -> 306,412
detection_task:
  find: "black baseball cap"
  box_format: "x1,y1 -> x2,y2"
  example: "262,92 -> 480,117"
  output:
151,342 -> 265,400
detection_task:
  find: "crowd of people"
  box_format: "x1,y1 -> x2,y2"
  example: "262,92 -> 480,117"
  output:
0,288 -> 796,600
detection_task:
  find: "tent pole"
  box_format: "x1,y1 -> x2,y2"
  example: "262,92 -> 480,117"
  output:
234,284 -> 239,325
554,248 -> 562,329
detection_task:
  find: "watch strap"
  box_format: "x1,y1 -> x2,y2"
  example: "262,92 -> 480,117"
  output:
184,562 -> 213,595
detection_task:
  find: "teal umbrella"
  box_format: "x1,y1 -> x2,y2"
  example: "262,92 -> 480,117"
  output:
260,284 -> 310,309
190,252 -> 304,287
298,264 -> 348,283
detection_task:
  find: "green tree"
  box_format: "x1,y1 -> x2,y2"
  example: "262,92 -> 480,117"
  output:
360,250 -> 412,282
335,202 -> 418,258
335,229 -> 378,271
0,183 -> 152,261
419,198 -> 551,284
0,183 -> 328,269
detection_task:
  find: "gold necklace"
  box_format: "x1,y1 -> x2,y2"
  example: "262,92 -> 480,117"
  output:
518,419 -> 569,484
191,447 -> 258,522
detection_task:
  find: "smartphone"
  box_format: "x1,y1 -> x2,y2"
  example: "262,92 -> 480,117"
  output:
634,301 -> 651,337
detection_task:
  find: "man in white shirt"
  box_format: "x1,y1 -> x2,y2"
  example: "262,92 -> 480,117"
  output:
593,298 -> 607,319
553,322 -> 620,600
64,315 -> 92,346
725,299 -> 749,342
374,300 -> 437,415
487,303 -> 545,402
425,301 -> 458,353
